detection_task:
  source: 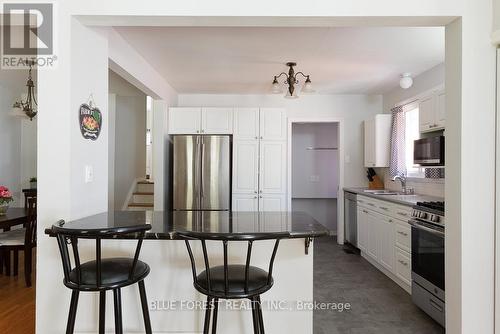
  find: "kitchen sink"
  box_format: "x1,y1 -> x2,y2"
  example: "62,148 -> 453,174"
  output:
363,189 -> 400,195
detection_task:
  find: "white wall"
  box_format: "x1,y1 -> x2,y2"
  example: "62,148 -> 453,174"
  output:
0,69 -> 37,207
109,70 -> 147,210
178,94 -> 383,190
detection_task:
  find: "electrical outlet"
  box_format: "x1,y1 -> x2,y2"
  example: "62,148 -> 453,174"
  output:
85,165 -> 94,183
309,175 -> 320,182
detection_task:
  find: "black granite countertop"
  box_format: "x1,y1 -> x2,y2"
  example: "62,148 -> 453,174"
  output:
45,211 -> 329,240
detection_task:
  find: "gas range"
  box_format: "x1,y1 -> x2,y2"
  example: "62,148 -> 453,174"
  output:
411,201 -> 445,227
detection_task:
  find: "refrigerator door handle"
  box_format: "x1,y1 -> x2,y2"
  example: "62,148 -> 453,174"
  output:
200,137 -> 205,198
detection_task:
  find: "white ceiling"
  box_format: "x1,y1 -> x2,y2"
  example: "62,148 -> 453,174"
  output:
115,26 -> 444,95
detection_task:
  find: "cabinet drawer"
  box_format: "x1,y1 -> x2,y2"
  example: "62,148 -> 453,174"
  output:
394,222 -> 411,252
395,248 -> 411,286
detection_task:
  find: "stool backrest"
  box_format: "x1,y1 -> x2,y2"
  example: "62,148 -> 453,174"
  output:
178,232 -> 282,295
50,222 -> 151,289
25,197 -> 37,248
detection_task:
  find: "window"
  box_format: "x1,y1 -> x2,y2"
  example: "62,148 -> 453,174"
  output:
404,105 -> 425,178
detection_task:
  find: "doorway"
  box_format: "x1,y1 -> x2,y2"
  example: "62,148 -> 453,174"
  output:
288,120 -> 343,237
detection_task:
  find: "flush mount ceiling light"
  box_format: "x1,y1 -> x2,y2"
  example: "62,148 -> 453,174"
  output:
271,62 -> 315,99
399,73 -> 413,90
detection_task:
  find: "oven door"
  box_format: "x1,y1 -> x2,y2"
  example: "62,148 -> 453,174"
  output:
410,219 -> 445,299
414,136 -> 444,166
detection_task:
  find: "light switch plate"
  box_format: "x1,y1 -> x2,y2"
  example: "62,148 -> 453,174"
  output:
309,175 -> 320,182
85,165 -> 93,183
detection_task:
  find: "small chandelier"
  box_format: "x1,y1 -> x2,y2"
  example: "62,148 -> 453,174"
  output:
271,62 -> 315,98
12,60 -> 37,120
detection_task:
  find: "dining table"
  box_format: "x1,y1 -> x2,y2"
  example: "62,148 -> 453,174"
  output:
0,207 -> 28,231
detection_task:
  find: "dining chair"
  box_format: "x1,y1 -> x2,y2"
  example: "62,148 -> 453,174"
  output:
177,230 -> 283,334
49,222 -> 153,334
0,197 -> 37,286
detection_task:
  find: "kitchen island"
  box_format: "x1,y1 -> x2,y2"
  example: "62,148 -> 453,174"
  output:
44,211 -> 328,334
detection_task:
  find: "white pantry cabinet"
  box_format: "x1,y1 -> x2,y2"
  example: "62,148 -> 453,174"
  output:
232,194 -> 259,211
232,140 -> 260,194
258,194 -> 287,212
232,108 -> 287,211
259,108 -> 286,140
233,108 -> 260,139
259,141 -> 287,194
168,107 -> 233,134
419,89 -> 445,133
364,114 -> 392,167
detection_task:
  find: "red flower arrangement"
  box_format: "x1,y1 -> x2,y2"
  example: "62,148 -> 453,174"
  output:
0,186 -> 13,205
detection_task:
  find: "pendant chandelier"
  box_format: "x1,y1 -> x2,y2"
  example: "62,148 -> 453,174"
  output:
12,60 -> 37,120
271,62 -> 315,98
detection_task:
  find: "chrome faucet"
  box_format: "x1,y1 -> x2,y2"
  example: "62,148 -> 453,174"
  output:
392,174 -> 413,194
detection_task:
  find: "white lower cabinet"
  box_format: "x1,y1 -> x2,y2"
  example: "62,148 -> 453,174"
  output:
395,248 -> 412,286
378,215 -> 395,272
357,195 -> 412,293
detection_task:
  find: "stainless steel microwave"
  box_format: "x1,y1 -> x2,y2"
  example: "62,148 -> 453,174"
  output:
414,136 -> 445,166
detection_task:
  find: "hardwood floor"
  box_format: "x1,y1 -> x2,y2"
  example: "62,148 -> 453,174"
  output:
0,250 -> 35,334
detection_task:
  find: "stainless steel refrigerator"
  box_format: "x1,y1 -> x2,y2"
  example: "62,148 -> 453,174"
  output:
173,135 -> 231,211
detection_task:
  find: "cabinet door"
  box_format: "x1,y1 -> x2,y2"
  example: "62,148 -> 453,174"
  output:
233,194 -> 259,211
259,108 -> 286,140
419,96 -> 434,132
168,107 -> 201,134
233,140 -> 260,194
378,216 -> 394,272
357,208 -> 368,252
234,108 -> 260,139
259,194 -> 287,212
201,108 -> 233,134
366,211 -> 379,260
364,119 -> 376,167
435,91 -> 446,129
259,141 -> 286,194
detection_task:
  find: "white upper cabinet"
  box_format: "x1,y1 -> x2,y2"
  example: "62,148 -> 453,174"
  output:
232,140 -> 260,194
419,89 -> 446,133
233,108 -> 260,139
259,108 -> 286,140
435,91 -> 446,129
168,107 -> 202,134
202,108 -> 233,134
259,141 -> 287,194
364,114 -> 391,168
168,107 -> 233,134
418,96 -> 434,133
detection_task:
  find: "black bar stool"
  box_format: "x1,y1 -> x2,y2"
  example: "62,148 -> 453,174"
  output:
178,231 -> 283,334
50,221 -> 153,334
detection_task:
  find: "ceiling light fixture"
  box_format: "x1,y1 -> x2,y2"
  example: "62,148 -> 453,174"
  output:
399,73 -> 413,90
12,60 -> 37,120
271,62 -> 315,98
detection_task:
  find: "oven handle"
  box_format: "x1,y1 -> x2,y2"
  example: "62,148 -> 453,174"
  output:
409,220 -> 445,237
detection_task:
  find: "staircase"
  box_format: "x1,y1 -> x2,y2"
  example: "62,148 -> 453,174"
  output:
127,180 -> 154,211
